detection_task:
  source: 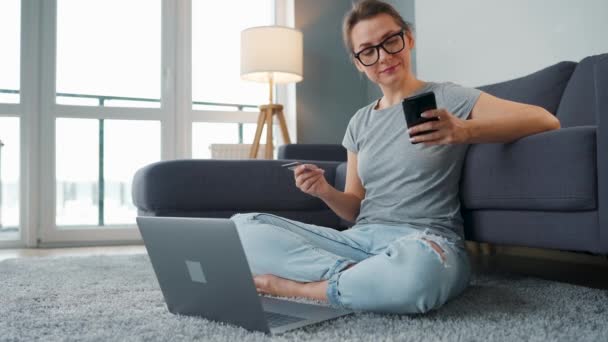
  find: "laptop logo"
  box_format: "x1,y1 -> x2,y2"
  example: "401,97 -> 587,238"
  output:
185,260 -> 207,284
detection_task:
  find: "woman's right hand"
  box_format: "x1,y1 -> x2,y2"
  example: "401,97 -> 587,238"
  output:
294,163 -> 331,198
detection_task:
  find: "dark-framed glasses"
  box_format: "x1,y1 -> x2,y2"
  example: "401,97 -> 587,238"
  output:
353,30 -> 406,66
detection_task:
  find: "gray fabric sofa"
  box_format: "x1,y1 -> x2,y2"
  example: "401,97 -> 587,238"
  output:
132,53 -> 608,255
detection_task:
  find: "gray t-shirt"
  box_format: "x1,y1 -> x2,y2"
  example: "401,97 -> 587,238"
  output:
342,81 -> 482,239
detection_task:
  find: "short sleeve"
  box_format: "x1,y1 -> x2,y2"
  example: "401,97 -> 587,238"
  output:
440,82 -> 482,120
342,115 -> 359,153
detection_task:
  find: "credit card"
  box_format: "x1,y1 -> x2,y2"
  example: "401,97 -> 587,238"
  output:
280,161 -> 301,171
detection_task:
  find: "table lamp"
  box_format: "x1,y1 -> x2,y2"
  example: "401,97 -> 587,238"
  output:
240,26 -> 303,159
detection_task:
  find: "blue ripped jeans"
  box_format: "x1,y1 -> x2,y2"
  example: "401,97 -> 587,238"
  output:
230,212 -> 472,314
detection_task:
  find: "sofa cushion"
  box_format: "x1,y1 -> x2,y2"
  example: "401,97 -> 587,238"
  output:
556,53 -> 608,128
477,61 -> 576,114
137,209 -> 343,230
462,210 -> 604,253
460,126 -> 596,211
278,144 -> 347,162
132,159 -> 342,213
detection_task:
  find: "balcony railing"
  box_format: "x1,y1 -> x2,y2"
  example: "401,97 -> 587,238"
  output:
0,88 -> 259,227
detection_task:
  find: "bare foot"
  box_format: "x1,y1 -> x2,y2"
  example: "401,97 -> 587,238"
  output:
253,274 -> 329,302
253,274 -> 303,298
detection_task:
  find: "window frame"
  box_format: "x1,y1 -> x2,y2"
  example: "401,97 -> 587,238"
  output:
36,0 -> 166,245
189,0 -> 296,158
0,115 -> 21,243
0,0 -> 33,249
0,0 -> 295,248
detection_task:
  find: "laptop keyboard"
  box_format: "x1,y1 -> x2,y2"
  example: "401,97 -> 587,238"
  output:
264,311 -> 307,328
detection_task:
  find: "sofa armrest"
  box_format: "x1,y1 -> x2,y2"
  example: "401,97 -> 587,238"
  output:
596,54 -> 608,253
460,126 -> 597,211
278,144 -> 347,162
132,159 -> 342,214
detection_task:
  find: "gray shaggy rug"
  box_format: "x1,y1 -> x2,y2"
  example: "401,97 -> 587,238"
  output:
1,254 -> 607,341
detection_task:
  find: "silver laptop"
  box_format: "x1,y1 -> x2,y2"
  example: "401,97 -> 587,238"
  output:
136,216 -> 352,335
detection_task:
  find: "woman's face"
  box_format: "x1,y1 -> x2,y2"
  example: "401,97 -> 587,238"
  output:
350,13 -> 414,87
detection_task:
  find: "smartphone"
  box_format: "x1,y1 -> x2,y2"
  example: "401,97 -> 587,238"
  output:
402,91 -> 439,143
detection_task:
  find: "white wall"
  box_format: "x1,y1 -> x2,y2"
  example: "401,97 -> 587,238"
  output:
414,0 -> 608,87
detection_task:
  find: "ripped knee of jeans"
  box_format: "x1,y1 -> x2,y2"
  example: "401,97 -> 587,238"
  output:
414,231 -> 456,267
421,237 -> 447,264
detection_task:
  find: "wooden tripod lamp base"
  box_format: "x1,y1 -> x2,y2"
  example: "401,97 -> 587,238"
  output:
249,104 -> 291,159
240,27 -> 302,159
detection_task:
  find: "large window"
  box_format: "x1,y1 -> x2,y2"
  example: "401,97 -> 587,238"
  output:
55,119 -> 160,226
0,118 -> 19,240
47,0 -> 163,238
191,0 -> 279,158
0,0 -> 20,241
192,122 -> 266,159
41,0 -> 164,242
0,0 -> 20,104
56,0 -> 161,107
192,0 -> 272,107
2,0 -> 288,247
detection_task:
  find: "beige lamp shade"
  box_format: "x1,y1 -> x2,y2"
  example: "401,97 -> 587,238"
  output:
240,26 -> 303,84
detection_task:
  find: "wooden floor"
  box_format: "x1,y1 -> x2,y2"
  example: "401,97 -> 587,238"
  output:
1,243 -> 607,290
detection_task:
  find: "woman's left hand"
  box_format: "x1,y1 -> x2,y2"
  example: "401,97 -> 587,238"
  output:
407,108 -> 470,146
